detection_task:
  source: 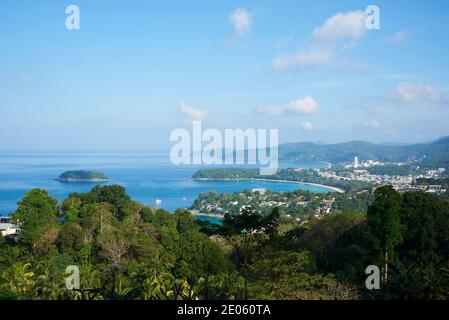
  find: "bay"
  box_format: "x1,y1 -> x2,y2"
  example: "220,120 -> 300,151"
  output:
0,152 -> 330,216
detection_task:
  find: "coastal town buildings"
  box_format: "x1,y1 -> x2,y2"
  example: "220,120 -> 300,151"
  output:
314,198 -> 335,218
0,223 -> 20,237
319,159 -> 447,195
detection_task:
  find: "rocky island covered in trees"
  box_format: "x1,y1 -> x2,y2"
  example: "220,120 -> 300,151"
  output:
56,171 -> 109,183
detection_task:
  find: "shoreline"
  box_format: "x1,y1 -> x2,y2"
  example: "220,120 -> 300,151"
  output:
322,161 -> 332,169
281,160 -> 332,169
190,211 -> 225,219
192,178 -> 345,193
55,178 -> 110,183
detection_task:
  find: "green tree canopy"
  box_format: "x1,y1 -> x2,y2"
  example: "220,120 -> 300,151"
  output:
11,189 -> 58,248
366,186 -> 403,283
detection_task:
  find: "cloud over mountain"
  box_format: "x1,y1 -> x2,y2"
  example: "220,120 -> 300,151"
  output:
179,103 -> 211,121
257,96 -> 320,116
390,82 -> 444,104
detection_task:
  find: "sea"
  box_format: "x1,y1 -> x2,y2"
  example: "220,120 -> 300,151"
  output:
0,152 -> 330,223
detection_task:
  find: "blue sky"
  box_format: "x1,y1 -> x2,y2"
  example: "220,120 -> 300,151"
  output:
1,0 -> 449,151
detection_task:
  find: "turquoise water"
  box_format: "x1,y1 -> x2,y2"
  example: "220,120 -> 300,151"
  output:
0,152 -> 330,216
195,215 -> 223,225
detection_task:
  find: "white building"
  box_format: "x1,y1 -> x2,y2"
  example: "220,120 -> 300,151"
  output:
252,188 -> 267,195
0,223 -> 20,237
354,156 -> 359,168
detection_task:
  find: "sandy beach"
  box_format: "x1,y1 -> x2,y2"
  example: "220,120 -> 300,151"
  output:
192,178 -> 345,193
190,211 -> 225,219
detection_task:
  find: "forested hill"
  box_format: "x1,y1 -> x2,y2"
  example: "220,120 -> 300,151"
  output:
57,170 -> 109,182
278,136 -> 449,165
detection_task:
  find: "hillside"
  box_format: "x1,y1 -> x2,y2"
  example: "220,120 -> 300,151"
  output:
278,136 -> 449,166
57,170 -> 109,182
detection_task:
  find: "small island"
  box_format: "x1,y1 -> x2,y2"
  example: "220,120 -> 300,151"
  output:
57,170 -> 109,182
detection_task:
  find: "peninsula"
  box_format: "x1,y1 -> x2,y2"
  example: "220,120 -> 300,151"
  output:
192,168 -> 348,193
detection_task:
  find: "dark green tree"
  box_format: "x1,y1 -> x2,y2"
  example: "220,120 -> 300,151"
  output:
386,192 -> 449,299
366,186 -> 403,283
218,207 -> 280,298
11,189 -> 58,248
57,222 -> 85,259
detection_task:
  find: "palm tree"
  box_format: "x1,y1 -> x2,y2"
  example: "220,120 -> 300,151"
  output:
1,262 -> 36,298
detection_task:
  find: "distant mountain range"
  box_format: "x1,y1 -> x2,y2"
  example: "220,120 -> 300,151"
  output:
278,136 -> 449,166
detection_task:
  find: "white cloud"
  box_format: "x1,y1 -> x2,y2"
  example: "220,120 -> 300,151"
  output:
179,103 -> 211,121
382,31 -> 407,44
286,96 -> 320,115
230,8 -> 251,37
273,10 -> 367,72
273,49 -> 332,71
300,122 -> 314,130
313,11 -> 366,42
257,96 -> 320,117
363,120 -> 380,128
391,82 -> 443,104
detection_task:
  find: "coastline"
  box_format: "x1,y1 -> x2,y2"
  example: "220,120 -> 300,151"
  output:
280,160 -> 332,169
56,178 -> 110,183
322,161 -> 332,169
192,177 -> 345,193
190,211 -> 225,219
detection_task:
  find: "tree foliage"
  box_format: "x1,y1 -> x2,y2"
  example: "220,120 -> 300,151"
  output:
2,185 -> 449,300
